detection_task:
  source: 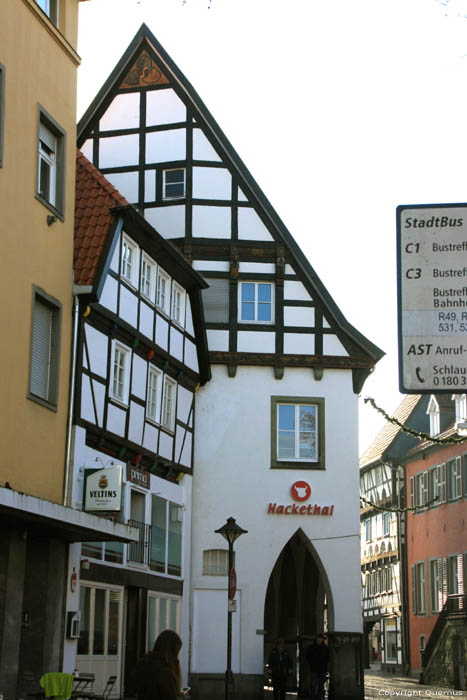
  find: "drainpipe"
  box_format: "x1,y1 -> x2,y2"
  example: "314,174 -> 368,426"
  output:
63,287 -> 91,507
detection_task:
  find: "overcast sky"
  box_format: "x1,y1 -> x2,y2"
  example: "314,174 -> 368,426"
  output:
77,0 -> 467,451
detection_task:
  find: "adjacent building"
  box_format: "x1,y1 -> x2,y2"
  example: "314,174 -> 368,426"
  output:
66,151 -> 210,694
0,3 -> 136,700
77,24 -> 384,700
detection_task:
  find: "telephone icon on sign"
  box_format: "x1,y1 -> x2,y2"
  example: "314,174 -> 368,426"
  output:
415,367 -> 425,383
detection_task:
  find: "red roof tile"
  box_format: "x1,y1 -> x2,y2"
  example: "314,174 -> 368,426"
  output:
74,150 -> 129,287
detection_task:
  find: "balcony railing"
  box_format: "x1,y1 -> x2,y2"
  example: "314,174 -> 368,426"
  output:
128,519 -> 151,565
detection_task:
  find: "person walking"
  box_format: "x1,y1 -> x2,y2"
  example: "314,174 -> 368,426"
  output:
306,633 -> 329,700
268,638 -> 292,700
133,629 -> 189,700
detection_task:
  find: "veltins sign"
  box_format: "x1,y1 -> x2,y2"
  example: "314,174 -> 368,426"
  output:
84,466 -> 122,512
267,481 -> 335,516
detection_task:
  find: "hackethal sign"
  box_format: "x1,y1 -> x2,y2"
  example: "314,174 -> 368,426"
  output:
267,480 -> 335,516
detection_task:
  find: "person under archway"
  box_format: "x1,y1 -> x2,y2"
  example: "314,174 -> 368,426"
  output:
267,637 -> 292,700
306,633 -> 329,700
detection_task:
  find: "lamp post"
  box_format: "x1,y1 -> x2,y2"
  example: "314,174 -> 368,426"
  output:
215,517 -> 248,700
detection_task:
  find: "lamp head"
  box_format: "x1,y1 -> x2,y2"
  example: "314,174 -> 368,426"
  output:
215,516 -> 248,545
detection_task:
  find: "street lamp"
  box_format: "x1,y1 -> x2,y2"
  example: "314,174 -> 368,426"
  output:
215,517 -> 248,700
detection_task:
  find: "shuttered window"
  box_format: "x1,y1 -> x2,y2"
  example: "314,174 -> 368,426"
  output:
201,278 -> 230,323
29,289 -> 61,408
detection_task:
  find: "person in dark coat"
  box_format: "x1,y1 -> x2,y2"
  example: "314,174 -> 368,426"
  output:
268,638 -> 292,700
306,633 -> 329,700
133,629 -> 188,700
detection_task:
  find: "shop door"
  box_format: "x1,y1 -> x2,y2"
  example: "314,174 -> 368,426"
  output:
77,584 -> 124,697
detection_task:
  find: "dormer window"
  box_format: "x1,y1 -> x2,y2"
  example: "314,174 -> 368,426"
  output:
427,396 -> 440,438
454,394 -> 467,426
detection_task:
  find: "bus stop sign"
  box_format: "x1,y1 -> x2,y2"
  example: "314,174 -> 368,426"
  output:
397,203 -> 467,393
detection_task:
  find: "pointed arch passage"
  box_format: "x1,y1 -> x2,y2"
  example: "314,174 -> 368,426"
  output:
263,529 -> 333,697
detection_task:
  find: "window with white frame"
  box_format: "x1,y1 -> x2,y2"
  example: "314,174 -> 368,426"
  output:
141,253 -> 156,302
447,457 -> 462,501
464,454 -> 467,498
162,168 -> 185,199
161,377 -> 176,431
37,110 -> 65,216
365,518 -> 372,542
271,397 -> 324,468
110,340 -> 131,404
454,394 -> 467,424
29,287 -> 61,409
147,594 -> 180,651
427,397 -> 440,437
383,512 -> 390,536
35,0 -> 58,24
239,281 -> 273,323
171,283 -> 185,326
150,495 -> 182,576
156,267 -> 171,315
202,549 -> 233,576
448,554 -> 461,595
146,367 -> 162,423
121,234 -> 139,287
77,585 -> 122,656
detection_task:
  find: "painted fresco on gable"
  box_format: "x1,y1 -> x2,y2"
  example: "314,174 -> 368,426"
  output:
120,49 -> 170,88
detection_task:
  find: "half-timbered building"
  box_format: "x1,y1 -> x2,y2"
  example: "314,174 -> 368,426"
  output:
77,25 -> 384,700
69,151 -> 210,694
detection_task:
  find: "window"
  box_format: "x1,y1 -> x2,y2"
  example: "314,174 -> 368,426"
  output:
416,562 -> 426,614
121,234 -> 139,287
271,397 -> 325,469
146,367 -> 162,423
35,0 -> 58,24
163,168 -> 185,199
161,377 -> 176,431
430,558 -> 443,613
141,253 -> 156,302
110,340 -> 131,405
415,471 -> 428,509
29,287 -> 62,409
454,394 -> 467,425
383,512 -> 390,536
147,595 -> 180,651
0,63 -> 5,167
447,457 -> 462,501
448,554 -> 461,596
427,396 -> 440,437
156,267 -> 171,315
202,549 -> 234,576
239,281 -> 273,323
81,540 -> 123,565
37,108 -> 65,216
365,518 -> 372,542
201,278 -> 230,323
78,585 -> 122,656
150,495 -> 182,576
171,283 -> 185,326
419,635 -> 426,668
385,621 -> 397,662
464,454 -> 467,498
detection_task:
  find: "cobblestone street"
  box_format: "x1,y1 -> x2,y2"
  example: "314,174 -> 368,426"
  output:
363,669 -> 465,700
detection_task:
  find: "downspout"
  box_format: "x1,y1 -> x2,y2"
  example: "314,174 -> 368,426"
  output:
63,287 -> 91,506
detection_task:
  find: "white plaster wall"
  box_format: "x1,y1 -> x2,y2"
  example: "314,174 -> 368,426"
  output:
192,205 -> 231,238
145,205 -> 185,239
132,354 -> 147,400
146,129 -> 186,162
100,92 -> 140,131
93,380 -> 106,428
143,422 -> 159,452
99,275 -> 118,314
192,260 -> 230,273
106,402 -> 127,436
110,239 -> 120,273
323,334 -> 348,357
105,171 -> 139,203
283,280 -> 312,301
238,208 -> 274,241
145,170 -> 156,202
191,366 -> 361,676
192,167 -> 231,200
170,326 -> 184,362
99,135 -> 139,168
128,401 -> 145,445
239,262 -> 275,274
119,285 -> 138,327
193,128 -> 221,161
283,332 -> 315,354
159,431 -> 174,460
80,139 -> 93,162
206,329 -> 229,351
81,375 -> 95,424
185,297 -> 195,337
284,306 -> 315,327
146,88 -> 186,126
237,330 -> 275,353
85,325 -> 109,377
155,314 -> 169,350
139,301 -> 155,341
184,339 -> 199,372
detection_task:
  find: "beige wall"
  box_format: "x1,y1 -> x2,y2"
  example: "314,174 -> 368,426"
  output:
0,0 -> 83,502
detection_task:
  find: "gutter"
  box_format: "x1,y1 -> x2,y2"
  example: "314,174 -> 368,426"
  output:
63,287 -> 91,507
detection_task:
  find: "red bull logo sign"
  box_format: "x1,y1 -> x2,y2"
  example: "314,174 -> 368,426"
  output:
267,481 -> 335,516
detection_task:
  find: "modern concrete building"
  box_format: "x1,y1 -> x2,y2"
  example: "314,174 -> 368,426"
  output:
77,24 -> 384,700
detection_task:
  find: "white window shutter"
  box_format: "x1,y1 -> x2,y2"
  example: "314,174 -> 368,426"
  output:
30,300 -> 52,399
202,279 -> 229,323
